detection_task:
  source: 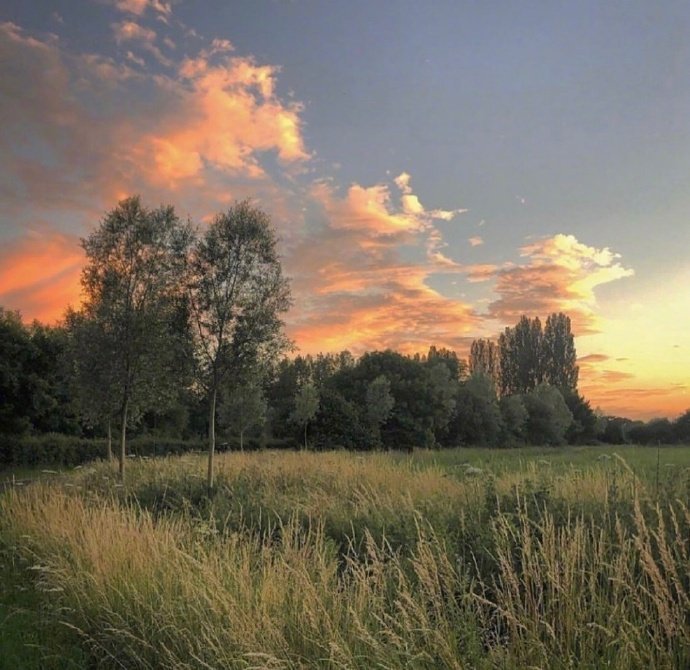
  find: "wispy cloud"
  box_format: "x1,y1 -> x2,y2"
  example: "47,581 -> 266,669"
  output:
0,231 -> 84,322
112,19 -> 172,65
113,0 -> 171,17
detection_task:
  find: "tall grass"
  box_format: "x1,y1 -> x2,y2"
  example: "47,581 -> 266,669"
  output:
2,448 -> 690,668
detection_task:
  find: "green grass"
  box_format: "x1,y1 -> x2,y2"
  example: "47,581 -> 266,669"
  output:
2,445 -> 690,668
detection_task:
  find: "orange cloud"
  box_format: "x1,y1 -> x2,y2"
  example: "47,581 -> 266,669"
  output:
113,20 -> 157,44
487,234 -> 633,334
113,0 -> 171,17
0,21 -> 309,228
0,232 -> 84,323
138,55 -> 309,185
287,174 -> 477,355
579,380 -> 690,420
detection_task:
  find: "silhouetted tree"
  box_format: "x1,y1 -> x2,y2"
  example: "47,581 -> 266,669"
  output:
187,200 -> 291,489
469,338 -> 500,385
543,313 -> 578,390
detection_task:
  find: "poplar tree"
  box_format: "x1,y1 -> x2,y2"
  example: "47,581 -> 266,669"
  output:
469,338 -> 500,384
543,313 -> 578,390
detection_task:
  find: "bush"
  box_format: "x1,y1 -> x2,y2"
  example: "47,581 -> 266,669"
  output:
0,433 -> 107,467
0,434 -> 215,467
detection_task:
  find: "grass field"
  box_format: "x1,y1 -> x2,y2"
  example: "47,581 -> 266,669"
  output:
2,445 -> 690,669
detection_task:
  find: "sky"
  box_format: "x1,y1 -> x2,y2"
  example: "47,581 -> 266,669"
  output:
0,0 -> 688,420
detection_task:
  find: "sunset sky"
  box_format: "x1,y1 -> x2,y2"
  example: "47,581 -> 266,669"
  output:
1,1 -> 688,419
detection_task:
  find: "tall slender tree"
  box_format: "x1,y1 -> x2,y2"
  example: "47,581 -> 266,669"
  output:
469,338 -> 500,384
77,196 -> 192,480
291,381 -> 320,449
543,313 -> 578,390
498,316 -> 544,395
187,200 -> 291,490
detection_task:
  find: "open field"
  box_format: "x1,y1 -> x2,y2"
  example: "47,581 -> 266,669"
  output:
2,445 -> 690,669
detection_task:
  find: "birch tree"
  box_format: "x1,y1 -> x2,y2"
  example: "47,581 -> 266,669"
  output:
78,196 -> 191,480
188,201 -> 291,490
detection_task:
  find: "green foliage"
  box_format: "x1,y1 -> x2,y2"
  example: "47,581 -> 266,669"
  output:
542,312 -> 578,389
451,372 -> 503,446
495,312 -> 579,397
627,417 -> 675,445
365,374 -> 395,447
187,200 -> 291,485
562,389 -> 598,443
499,394 -> 528,445
331,350 -> 457,450
0,434 -> 205,467
290,381 -> 320,448
523,383 -> 573,445
0,308 -> 33,435
468,337 -> 499,384
0,311 -> 78,436
76,196 -> 194,478
674,409 -> 690,443
218,378 -> 267,450
311,387 -> 368,450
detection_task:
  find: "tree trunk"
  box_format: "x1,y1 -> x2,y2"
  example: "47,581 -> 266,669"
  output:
106,419 -> 113,462
119,397 -> 129,482
207,386 -> 217,492
240,429 -> 244,452
304,422 -> 308,450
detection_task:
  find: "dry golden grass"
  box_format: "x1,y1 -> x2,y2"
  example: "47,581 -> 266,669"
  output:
2,448 -> 689,668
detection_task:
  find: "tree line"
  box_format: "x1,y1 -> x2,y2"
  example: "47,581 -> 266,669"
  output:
1,197 -> 688,481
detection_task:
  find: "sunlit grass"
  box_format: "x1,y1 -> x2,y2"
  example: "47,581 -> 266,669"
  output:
2,446 -> 690,668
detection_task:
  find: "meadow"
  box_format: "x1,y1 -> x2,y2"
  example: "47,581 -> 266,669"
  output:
2,445 -> 690,669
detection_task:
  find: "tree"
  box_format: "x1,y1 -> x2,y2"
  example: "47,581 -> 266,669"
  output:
469,339 -> 499,385
65,308 -> 119,460
562,390 -> 597,444
219,377 -> 267,451
673,410 -> 690,444
497,313 -> 578,397
523,383 -> 573,445
498,316 -> 544,396
427,346 -> 466,380
311,387 -> 368,450
499,394 -> 528,446
365,374 -> 395,447
78,197 -> 191,480
187,200 -> 291,489
0,308 -> 33,437
543,313 -> 578,390
451,372 -> 502,446
329,351 -> 456,450
26,322 -> 79,435
291,381 -> 319,449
